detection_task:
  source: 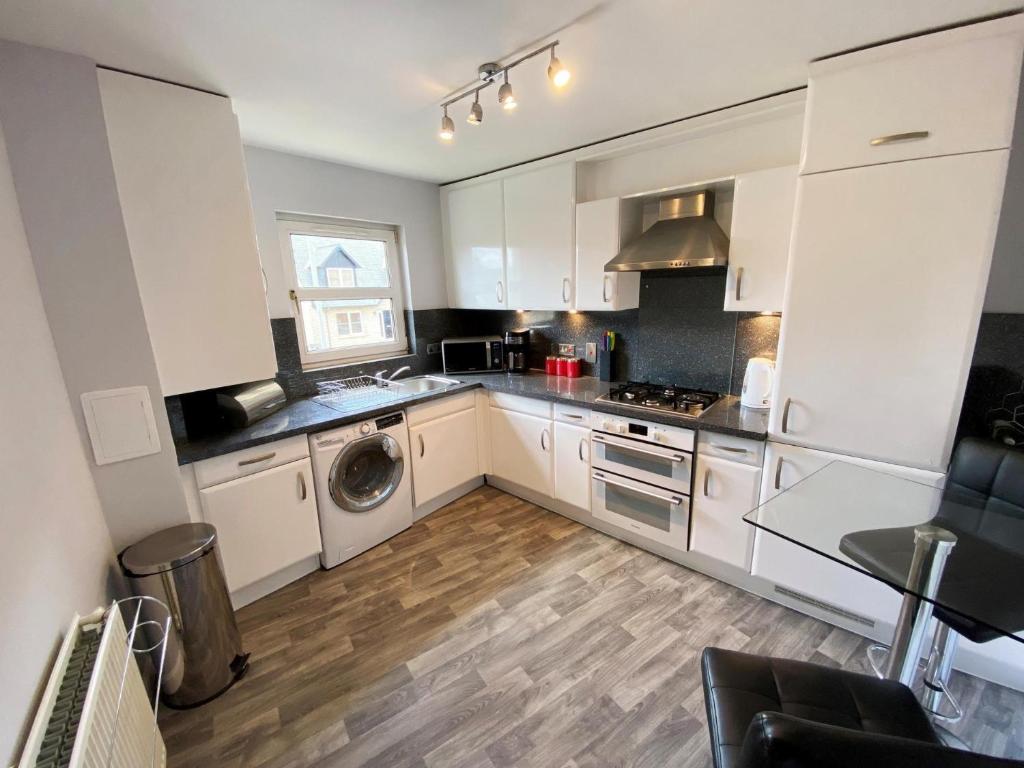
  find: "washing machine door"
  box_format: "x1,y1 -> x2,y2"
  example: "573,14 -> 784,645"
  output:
328,433 -> 405,513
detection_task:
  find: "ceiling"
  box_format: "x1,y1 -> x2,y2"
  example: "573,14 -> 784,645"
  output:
0,0 -> 1019,183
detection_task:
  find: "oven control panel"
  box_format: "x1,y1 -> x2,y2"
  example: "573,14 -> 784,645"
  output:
591,413 -> 695,452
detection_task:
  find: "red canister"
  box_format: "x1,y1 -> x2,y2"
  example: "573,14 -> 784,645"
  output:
545,355 -> 558,375
565,357 -> 581,378
555,357 -> 568,376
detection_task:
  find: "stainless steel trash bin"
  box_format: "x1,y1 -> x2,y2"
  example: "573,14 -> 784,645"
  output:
119,523 -> 249,708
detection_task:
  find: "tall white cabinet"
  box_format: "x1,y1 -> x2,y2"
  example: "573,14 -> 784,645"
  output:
99,70 -> 277,396
444,179 -> 507,309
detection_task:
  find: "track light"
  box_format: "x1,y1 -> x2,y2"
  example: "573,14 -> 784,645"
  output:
439,106 -> 454,141
547,47 -> 571,88
498,71 -> 516,111
467,91 -> 483,125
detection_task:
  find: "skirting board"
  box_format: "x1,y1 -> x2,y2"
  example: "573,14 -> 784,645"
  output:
231,554 -> 321,609
414,476 -> 485,522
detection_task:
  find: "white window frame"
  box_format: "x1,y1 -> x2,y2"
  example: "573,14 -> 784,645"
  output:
278,218 -> 408,368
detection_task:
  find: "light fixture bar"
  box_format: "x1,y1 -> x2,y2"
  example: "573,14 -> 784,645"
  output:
439,40 -> 559,109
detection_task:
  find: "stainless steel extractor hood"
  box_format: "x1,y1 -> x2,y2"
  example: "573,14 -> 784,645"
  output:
604,190 -> 729,272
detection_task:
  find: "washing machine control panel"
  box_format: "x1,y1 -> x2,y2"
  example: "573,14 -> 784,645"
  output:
375,413 -> 405,430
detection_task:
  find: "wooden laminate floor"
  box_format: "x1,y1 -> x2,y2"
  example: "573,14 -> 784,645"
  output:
162,486 -> 1024,767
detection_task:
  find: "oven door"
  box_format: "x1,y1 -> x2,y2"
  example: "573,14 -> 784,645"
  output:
591,431 -> 692,494
591,469 -> 690,550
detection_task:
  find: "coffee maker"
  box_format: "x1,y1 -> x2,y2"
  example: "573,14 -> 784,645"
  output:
504,329 -> 530,373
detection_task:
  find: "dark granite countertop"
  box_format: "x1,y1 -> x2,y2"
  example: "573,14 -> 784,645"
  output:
174,372 -> 769,466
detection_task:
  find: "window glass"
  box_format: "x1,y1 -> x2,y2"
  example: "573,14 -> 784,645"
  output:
300,299 -> 396,354
289,234 -> 390,289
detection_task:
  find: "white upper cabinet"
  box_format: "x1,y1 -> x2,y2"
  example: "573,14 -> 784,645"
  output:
574,197 -> 641,311
99,70 -> 277,396
444,179 -> 507,309
770,151 -> 1008,470
801,16 -> 1024,175
504,162 -> 576,310
724,166 -> 797,313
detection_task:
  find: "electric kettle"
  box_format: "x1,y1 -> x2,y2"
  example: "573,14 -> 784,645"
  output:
741,357 -> 775,410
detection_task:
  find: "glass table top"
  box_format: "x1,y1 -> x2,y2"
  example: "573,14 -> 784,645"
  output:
743,460 -> 1024,644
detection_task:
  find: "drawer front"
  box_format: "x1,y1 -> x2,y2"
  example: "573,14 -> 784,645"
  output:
405,390 -> 476,427
697,431 -> 765,468
591,469 -> 689,552
194,434 -> 309,489
802,23 -> 1023,174
489,391 -> 553,419
554,402 -> 590,424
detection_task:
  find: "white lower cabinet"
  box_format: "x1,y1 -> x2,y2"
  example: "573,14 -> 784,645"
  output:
409,406 -> 480,508
489,405 -> 553,497
554,421 -> 590,510
689,453 -> 761,570
198,456 -> 322,594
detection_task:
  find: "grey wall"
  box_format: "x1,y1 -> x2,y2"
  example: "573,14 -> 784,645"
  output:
0,121 -> 115,767
244,146 -> 447,318
0,41 -> 188,549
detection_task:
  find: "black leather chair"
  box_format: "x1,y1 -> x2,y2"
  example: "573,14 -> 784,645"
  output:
701,646 -> 1023,768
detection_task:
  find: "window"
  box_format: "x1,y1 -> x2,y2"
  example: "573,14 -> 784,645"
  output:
279,218 -> 408,367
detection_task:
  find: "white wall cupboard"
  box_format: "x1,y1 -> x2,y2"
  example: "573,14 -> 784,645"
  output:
443,179 -> 507,309
98,69 -> 277,396
689,451 -> 761,570
574,197 -> 641,311
724,165 -> 797,313
554,421 -> 590,510
408,402 -> 480,508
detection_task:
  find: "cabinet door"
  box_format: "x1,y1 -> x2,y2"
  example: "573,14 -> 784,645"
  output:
409,407 -> 480,507
445,180 -> 506,309
199,458 -> 322,594
489,406 -> 553,496
504,163 -> 575,310
554,422 -> 590,510
770,152 -> 1008,470
98,70 -> 277,396
690,455 -> 760,570
724,166 -> 797,313
575,198 -> 640,311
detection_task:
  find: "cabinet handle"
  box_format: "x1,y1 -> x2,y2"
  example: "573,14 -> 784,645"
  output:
602,274 -> 612,303
735,266 -> 744,302
239,451 -> 276,467
780,398 -> 792,434
578,437 -> 586,462
541,428 -> 549,452
703,468 -> 711,497
564,413 -> 584,420
297,471 -> 307,501
717,445 -> 749,454
774,456 -> 784,490
869,130 -> 930,146
562,277 -> 571,303
496,280 -> 504,304
419,433 -> 425,458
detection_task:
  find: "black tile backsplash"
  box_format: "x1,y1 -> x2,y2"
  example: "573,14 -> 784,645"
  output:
956,312 -> 1024,446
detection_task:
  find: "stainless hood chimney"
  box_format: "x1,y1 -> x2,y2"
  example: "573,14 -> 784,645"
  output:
604,190 -> 729,272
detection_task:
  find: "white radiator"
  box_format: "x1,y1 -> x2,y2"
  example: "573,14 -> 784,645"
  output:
19,601 -> 168,768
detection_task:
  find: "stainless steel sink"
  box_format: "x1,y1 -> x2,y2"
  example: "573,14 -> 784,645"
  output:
393,375 -> 460,394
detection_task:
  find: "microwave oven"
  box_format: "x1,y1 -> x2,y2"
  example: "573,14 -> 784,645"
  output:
441,336 -> 504,374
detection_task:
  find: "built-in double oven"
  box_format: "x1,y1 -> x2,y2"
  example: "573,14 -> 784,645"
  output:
590,413 -> 694,550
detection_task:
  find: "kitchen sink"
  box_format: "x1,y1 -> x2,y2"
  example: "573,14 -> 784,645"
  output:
393,375 -> 461,394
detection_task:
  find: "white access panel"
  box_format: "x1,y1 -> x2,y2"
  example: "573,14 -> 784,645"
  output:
80,386 -> 161,465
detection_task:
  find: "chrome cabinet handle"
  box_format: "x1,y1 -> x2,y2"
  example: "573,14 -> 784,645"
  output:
780,398 -> 792,434
735,266 -> 744,302
774,456 -> 784,490
578,437 -> 586,462
717,445 -> 749,454
562,277 -> 571,303
496,280 -> 504,304
602,274 -> 612,303
541,428 -> 549,451
703,468 -> 711,497
564,413 -> 584,420
869,130 -> 930,146
418,433 -> 425,458
239,451 -> 276,466
297,471 -> 307,501
593,471 -> 683,506
592,434 -> 685,462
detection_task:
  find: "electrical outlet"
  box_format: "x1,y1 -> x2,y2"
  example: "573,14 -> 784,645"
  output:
585,342 -> 597,363
558,343 -> 576,357
426,343 -> 441,355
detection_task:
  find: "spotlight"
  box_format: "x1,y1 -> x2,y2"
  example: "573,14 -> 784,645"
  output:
467,91 -> 483,125
547,47 -> 571,88
498,71 -> 516,111
439,106 -> 454,141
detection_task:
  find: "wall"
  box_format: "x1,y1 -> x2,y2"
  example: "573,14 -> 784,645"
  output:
0,41 -> 188,549
0,122 -> 115,767
244,146 -> 446,318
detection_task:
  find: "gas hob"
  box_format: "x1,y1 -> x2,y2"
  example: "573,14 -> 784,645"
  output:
596,381 -> 721,418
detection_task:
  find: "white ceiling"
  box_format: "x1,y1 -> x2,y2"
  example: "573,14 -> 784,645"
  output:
0,0 -> 1019,182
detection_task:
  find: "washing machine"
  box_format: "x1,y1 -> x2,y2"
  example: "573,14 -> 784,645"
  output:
309,411 -> 413,569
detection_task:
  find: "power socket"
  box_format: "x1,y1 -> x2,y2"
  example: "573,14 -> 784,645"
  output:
584,342 -> 597,363
558,343 -> 576,357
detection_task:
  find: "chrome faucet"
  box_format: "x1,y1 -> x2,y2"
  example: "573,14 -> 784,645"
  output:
374,365 -> 411,381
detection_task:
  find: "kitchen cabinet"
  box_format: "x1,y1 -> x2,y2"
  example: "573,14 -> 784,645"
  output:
409,404 -> 480,508
801,16 -> 1023,175
574,197 -> 641,311
199,456 -> 321,595
444,179 -> 507,309
504,162 -> 575,310
724,166 -> 797,313
98,69 -> 277,396
689,452 -> 761,570
554,421 -> 590,510
489,404 -> 553,496
769,150 -> 1008,470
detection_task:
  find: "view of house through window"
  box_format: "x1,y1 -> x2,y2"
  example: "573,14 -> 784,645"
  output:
279,218 -> 408,367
